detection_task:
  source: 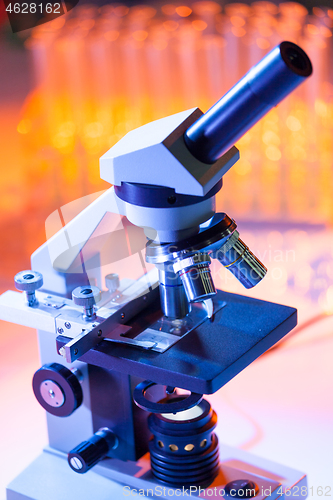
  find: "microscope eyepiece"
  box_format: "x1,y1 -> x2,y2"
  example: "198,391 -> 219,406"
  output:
184,41 -> 312,164
280,42 -> 312,76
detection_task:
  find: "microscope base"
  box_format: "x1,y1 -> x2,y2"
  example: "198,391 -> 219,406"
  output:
7,445 -> 307,499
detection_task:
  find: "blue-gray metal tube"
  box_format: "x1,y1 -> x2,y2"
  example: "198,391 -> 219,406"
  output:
184,41 -> 312,164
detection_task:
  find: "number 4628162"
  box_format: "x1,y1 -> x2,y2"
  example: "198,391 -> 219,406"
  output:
6,3 -> 61,14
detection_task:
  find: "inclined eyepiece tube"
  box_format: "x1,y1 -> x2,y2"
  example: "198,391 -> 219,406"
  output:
184,41 -> 312,164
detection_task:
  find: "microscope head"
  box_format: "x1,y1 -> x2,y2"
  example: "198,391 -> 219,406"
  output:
100,41 -> 312,316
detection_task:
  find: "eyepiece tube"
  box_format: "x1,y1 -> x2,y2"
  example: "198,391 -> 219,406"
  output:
184,41 -> 312,164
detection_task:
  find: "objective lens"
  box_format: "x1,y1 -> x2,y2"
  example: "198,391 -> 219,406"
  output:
158,265 -> 190,319
212,231 -> 267,289
173,253 -> 216,302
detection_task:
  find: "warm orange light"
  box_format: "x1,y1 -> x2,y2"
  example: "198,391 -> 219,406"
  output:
320,26 -> 332,38
192,20 -> 207,30
256,37 -> 270,49
114,5 -> 129,17
162,4 -> 176,16
192,2 -> 221,15
230,15 -> 245,27
17,119 -> 31,135
132,30 -> 148,41
252,1 -> 278,14
286,116 -> 302,132
262,131 -> 280,146
234,160 -> 252,176
313,7 -> 325,18
104,30 -> 120,41
79,19 -> 95,30
306,24 -> 319,35
232,26 -> 246,37
279,2 -> 308,17
163,20 -> 179,31
265,146 -> 282,161
175,6 -> 193,17
153,39 -> 168,50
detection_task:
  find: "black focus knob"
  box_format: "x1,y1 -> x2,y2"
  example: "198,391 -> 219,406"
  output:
68,428 -> 117,474
32,363 -> 83,417
225,479 -> 259,498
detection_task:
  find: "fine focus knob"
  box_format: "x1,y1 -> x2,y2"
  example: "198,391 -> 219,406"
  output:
105,273 -> 120,293
32,363 -> 83,417
68,428 -> 117,474
72,285 -> 101,320
14,270 -> 43,306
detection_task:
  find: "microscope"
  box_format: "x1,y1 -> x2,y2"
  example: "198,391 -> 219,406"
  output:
1,41 -> 312,499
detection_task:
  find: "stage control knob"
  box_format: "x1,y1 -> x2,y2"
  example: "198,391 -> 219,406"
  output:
68,428 -> 118,474
32,363 -> 83,417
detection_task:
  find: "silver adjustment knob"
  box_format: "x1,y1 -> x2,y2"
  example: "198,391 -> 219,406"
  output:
105,273 -> 120,293
72,286 -> 101,321
14,270 -> 43,307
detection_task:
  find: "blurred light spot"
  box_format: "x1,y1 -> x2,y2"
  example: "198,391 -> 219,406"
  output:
262,130 -> 280,146
232,26 -> 246,37
17,119 -> 31,134
114,5 -> 129,16
192,20 -> 207,30
230,15 -> 245,27
176,6 -> 192,17
306,24 -> 319,35
313,7 -> 325,17
85,122 -> 104,138
104,30 -> 119,41
153,39 -> 168,50
267,230 -> 283,247
265,145 -> 281,161
315,100 -> 328,117
256,38 -> 270,50
320,286 -> 333,314
320,26 -> 332,37
162,4 -> 176,15
133,30 -> 148,41
234,160 -> 252,176
286,115 -> 301,131
163,20 -> 179,31
294,265 -> 313,291
291,146 -> 306,160
258,26 -> 273,37
192,2 -> 221,15
80,19 -> 95,30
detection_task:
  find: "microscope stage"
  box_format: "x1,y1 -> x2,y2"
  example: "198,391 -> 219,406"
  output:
77,291 -> 297,394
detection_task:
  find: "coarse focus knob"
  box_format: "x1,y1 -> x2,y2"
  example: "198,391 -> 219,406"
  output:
72,285 -> 101,320
14,270 -> 43,306
32,363 -> 83,417
68,428 -> 118,474
105,273 -> 120,293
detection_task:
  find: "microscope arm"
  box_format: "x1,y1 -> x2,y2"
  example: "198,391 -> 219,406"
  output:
31,186 -> 126,296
